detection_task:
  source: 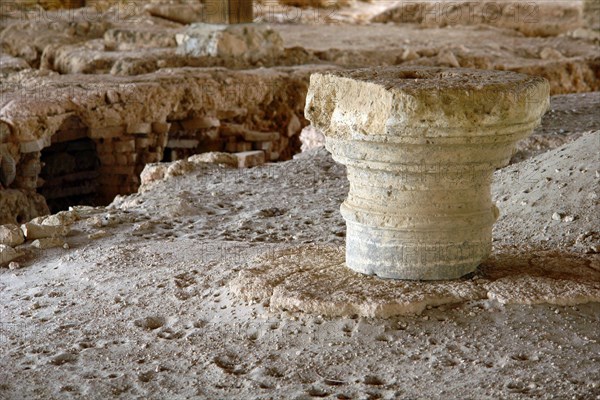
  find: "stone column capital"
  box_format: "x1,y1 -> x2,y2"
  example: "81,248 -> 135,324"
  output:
306,66 -> 549,141
305,66 -> 550,280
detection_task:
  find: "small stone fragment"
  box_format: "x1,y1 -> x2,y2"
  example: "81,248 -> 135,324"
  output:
300,125 -> 325,152
140,163 -> 168,187
401,48 -> 419,61
8,261 -> 21,270
552,212 -> 562,221
86,216 -> 103,228
132,221 -> 153,234
287,113 -> 302,137
437,50 -> 460,67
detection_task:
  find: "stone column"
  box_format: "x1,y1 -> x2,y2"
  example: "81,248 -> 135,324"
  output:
204,0 -> 254,24
305,67 -> 549,280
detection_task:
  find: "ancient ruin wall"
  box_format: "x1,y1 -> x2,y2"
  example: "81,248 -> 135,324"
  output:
0,66 -> 325,223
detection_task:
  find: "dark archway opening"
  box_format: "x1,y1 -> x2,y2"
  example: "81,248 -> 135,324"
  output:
38,137 -> 101,213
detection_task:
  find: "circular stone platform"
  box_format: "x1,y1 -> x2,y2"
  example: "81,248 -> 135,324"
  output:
229,246 -> 600,318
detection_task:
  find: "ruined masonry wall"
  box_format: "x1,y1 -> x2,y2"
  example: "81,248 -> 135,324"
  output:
0,66 -> 324,224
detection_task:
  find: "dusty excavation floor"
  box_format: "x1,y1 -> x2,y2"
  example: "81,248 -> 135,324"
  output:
0,87 -> 599,398
0,2 -> 599,397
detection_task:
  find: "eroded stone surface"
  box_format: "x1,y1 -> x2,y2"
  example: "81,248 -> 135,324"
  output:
277,24 -> 599,95
21,222 -> 69,240
0,66 -> 317,221
369,0 -> 584,37
230,245 -> 600,317
0,189 -> 49,225
0,224 -> 25,247
0,244 -> 20,266
176,23 -> 284,63
305,66 -> 549,280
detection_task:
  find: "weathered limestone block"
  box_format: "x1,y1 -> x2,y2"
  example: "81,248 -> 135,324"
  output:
21,222 -> 69,240
1,66 -> 315,142
188,152 -> 238,168
235,150 -> 265,168
275,24 -> 599,94
31,237 -> 66,250
0,244 -> 20,267
104,27 -> 180,51
152,122 -> 171,135
127,122 -> 152,135
0,189 -> 49,225
0,224 -> 25,247
0,14 -> 111,67
165,160 -> 196,179
41,210 -> 78,226
370,0 -> 583,37
305,66 -> 550,280
44,42 -> 177,75
176,23 -> 284,63
181,116 -> 220,131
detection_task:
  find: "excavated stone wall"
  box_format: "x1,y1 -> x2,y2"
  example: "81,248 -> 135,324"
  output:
0,66 -> 319,223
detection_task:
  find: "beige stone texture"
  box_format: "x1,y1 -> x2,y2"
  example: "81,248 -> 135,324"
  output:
21,222 -> 69,239
0,224 -> 25,246
369,0 -> 584,37
230,245 -> 600,317
306,66 -> 550,279
188,152 -> 238,167
0,244 -> 20,267
31,237 -> 66,249
0,189 -> 49,225
176,23 -> 284,62
144,1 -> 205,25
235,150 -> 266,168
